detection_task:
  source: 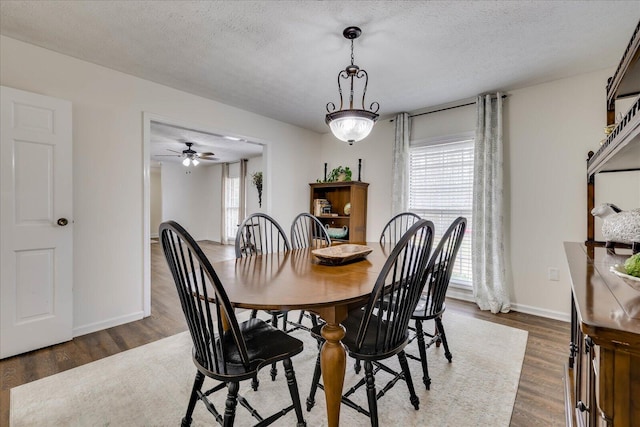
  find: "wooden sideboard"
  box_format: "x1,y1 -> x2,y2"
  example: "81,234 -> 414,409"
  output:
564,242 -> 640,426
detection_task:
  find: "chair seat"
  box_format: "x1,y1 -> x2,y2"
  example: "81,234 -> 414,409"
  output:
212,318 -> 303,377
412,297 -> 445,320
310,309 -> 407,359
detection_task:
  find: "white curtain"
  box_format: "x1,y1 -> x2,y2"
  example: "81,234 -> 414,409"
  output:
392,112 -> 410,215
472,93 -> 511,313
221,163 -> 230,245
239,159 -> 247,220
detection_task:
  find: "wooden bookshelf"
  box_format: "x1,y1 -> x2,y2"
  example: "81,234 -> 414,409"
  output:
309,181 -> 368,244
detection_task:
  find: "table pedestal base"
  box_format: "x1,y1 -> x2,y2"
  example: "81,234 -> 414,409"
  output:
320,322 -> 346,427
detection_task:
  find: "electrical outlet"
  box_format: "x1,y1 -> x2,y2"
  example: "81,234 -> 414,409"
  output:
548,267 -> 559,281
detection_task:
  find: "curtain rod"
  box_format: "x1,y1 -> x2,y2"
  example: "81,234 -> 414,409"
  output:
408,94 -> 508,119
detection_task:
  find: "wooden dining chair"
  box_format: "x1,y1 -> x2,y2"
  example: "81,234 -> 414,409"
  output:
159,220 -> 306,427
290,212 -> 331,250
306,219 -> 435,426
379,212 -> 422,245
235,212 -> 291,386
408,216 -> 467,390
288,212 -> 331,331
235,212 -> 291,258
351,211 -> 423,375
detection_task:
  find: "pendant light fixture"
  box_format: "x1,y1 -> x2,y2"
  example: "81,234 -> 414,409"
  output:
325,26 -> 379,145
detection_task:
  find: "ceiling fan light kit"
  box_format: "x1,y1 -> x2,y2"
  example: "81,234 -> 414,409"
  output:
157,141 -> 217,166
325,26 -> 379,145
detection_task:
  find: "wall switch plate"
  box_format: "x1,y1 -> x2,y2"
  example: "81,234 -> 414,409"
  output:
548,267 -> 559,281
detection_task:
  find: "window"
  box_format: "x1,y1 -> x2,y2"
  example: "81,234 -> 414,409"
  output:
408,134 -> 474,285
224,176 -> 240,242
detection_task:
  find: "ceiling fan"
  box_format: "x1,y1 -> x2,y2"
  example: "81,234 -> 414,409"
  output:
156,142 -> 218,166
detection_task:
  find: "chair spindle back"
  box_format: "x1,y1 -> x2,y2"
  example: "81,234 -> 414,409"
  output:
290,212 -> 331,249
356,219 -> 434,355
416,217 -> 467,318
160,221 -> 250,376
379,212 -> 422,245
235,213 -> 290,258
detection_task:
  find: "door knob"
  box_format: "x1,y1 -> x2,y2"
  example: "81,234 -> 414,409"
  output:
57,218 -> 69,226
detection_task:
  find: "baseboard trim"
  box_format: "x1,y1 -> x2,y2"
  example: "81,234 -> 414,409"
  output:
73,311 -> 145,338
446,285 -> 570,322
509,303 -> 570,323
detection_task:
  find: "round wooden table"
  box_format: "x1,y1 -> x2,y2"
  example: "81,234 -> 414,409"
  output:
211,244 -> 392,427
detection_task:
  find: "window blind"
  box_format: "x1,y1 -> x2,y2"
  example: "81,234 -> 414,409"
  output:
408,138 -> 474,284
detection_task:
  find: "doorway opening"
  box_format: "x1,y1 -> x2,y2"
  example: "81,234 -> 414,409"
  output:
142,113 -> 267,316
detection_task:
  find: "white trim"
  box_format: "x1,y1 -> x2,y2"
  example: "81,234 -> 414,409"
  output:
509,302 -> 570,323
446,284 -> 570,322
73,311 -> 144,338
142,113 -> 151,317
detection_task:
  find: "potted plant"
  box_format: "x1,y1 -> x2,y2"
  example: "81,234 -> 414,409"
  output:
325,166 -> 352,182
251,171 -> 263,207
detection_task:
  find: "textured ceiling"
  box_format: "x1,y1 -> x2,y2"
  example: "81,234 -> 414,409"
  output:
149,121 -> 263,165
1,1 -> 639,137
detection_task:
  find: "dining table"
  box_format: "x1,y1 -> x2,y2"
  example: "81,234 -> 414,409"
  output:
210,243 -> 393,427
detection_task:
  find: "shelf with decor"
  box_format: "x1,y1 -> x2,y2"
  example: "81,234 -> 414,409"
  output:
586,19 -> 640,251
564,19 -> 640,427
309,181 -> 368,244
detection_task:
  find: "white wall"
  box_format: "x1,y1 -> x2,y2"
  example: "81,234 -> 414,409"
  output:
321,68 -> 640,320
319,120 -> 395,243
507,69 -> 639,318
411,104 -> 475,141
161,163 -> 218,241
0,35 -> 321,335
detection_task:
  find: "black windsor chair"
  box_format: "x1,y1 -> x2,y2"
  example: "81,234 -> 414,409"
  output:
306,219 -> 435,427
235,213 -> 291,258
379,212 -> 422,245
159,221 -> 306,427
352,211 -> 423,374
288,212 -> 332,331
290,212 -> 331,250
235,212 -> 291,387
408,216 -> 467,390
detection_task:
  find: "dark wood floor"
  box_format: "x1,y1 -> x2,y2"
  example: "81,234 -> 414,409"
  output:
0,241 -> 570,426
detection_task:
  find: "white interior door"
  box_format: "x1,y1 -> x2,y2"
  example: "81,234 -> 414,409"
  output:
0,86 -> 73,359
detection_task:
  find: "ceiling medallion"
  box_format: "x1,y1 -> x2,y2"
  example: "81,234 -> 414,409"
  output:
325,26 -> 380,145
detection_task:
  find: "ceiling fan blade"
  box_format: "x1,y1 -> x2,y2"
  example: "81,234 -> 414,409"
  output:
200,156 -> 220,161
197,152 -> 215,157
167,149 -> 183,154
155,154 -> 181,157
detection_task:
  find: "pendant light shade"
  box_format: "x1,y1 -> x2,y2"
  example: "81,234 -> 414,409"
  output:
325,27 -> 379,145
326,110 -> 377,144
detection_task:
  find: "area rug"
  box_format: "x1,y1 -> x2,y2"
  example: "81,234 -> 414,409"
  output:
11,312 -> 527,426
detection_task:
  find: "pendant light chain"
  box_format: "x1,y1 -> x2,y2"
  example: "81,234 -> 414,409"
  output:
351,39 -> 355,66
324,26 -> 380,145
